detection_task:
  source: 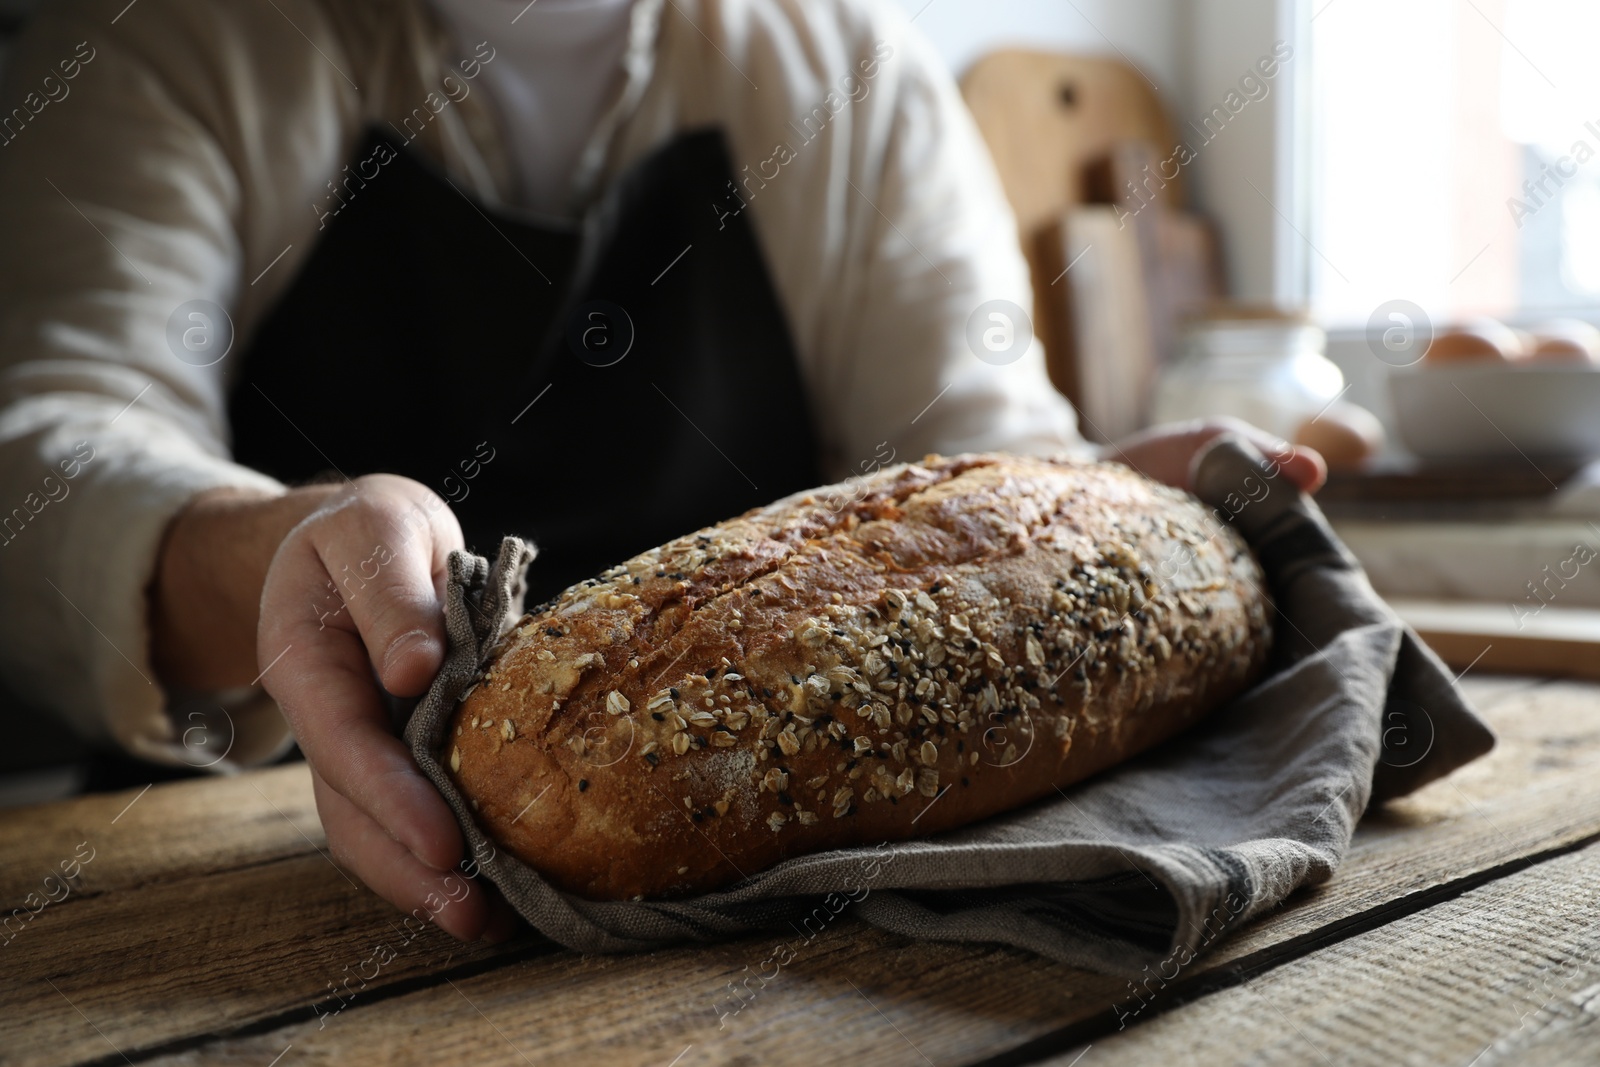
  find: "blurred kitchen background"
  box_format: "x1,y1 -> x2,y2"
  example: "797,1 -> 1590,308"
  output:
3,0 -> 1596,799
892,0 -> 1600,674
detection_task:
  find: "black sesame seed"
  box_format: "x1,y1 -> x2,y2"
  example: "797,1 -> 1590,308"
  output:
670,687 -> 681,699
644,752 -> 659,766
578,779 -> 589,791
961,776 -> 970,787
691,811 -> 703,822
652,712 -> 665,721
778,791 -> 794,805
704,667 -> 718,678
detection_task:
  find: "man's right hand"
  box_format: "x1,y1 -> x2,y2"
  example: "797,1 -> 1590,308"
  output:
152,475 -> 517,942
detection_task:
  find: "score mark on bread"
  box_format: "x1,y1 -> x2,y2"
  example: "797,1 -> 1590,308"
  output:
445,454 -> 1271,901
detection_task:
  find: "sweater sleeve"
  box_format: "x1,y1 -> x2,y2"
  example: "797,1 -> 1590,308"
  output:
803,0 -> 1088,476
0,0 -> 361,766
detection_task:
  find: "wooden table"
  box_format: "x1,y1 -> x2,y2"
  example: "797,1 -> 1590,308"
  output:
5,675 -> 1600,1066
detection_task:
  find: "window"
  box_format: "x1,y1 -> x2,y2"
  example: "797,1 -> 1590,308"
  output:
1307,0 -> 1600,327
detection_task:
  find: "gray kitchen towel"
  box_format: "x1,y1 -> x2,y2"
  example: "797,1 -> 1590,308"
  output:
404,436 -> 1495,975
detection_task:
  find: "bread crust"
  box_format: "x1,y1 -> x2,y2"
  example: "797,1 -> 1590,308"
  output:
444,453 -> 1271,900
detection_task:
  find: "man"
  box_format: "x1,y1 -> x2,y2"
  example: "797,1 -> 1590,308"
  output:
0,0 -> 1322,942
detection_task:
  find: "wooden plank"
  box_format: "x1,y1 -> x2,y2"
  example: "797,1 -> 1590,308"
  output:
0,763 -> 317,913
1391,597 -> 1600,682
112,921 -> 1094,1067
1042,840 -> 1600,1066
0,849 -> 525,1067
0,675 -> 1561,1067
46,678 -> 1581,1067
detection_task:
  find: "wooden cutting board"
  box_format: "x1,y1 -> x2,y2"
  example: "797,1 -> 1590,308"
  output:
1032,207 -> 1152,441
962,53 -> 1222,433
1085,140 -> 1224,367
1319,458 -> 1584,516
960,50 -> 1181,238
1029,150 -> 1223,437
1390,597 -> 1600,681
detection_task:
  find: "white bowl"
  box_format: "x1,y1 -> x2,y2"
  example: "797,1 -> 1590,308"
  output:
1388,363 -> 1600,460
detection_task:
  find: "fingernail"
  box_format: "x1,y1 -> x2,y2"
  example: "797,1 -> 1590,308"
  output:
383,629 -> 433,677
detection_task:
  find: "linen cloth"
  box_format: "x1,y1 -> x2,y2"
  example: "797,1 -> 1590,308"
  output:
405,437 -> 1495,973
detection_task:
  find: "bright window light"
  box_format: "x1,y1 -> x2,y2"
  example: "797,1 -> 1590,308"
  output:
1308,0 -> 1600,326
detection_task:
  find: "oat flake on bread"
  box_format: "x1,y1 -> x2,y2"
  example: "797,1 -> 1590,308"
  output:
444,453 -> 1271,901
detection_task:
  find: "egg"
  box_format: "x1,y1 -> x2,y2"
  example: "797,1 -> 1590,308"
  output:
1294,402 -> 1384,471
1424,318 -> 1523,365
1526,318 -> 1600,365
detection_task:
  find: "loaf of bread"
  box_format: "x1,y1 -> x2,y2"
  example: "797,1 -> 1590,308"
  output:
444,453 -> 1271,900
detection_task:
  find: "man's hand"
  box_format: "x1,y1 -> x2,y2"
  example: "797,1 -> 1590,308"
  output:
1102,417 -> 1327,494
152,475 -> 516,942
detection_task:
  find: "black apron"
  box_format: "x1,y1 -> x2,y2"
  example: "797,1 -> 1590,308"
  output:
229,128 -> 821,602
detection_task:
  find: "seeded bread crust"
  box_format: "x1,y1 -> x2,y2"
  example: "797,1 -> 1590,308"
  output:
444,453 -> 1271,901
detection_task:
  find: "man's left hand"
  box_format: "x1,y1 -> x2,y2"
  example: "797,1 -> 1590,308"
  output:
1102,417 -> 1327,494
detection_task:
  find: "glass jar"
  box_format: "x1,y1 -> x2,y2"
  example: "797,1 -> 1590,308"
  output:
1150,312 -> 1344,440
